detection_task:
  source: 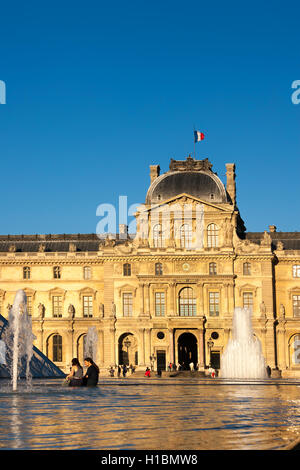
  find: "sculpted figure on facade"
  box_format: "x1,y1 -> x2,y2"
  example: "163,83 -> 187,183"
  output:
222,218 -> 233,247
260,301 -> 266,318
261,231 -> 271,246
279,304 -> 285,318
38,303 -> 45,319
99,303 -> 104,318
68,304 -> 75,319
111,301 -> 116,318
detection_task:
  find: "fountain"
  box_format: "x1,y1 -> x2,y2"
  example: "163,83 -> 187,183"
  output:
84,326 -> 98,362
221,307 -> 267,379
3,290 -> 35,390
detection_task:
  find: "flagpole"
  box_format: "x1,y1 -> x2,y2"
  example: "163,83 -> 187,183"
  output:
193,126 -> 196,159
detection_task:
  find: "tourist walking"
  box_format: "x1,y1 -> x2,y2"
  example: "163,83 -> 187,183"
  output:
67,358 -> 83,387
82,357 -> 99,386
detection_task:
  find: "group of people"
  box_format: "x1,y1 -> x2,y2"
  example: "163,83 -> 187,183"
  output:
66,357 -> 99,387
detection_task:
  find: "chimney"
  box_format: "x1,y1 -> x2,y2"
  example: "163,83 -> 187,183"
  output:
225,163 -> 236,206
150,165 -> 160,184
119,224 -> 128,239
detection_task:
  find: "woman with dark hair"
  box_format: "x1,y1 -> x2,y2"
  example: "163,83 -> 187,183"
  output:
66,358 -> 83,387
82,357 -> 99,386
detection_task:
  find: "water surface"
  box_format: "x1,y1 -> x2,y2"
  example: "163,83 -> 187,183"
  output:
0,378 -> 300,450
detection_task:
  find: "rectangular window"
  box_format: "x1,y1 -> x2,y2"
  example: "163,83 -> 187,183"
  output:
293,265 -> 300,278
209,292 -> 219,316
155,292 -> 165,317
123,293 -> 133,317
52,296 -> 62,317
83,295 -> 93,317
293,295 -> 300,317
27,296 -> 32,315
243,292 -> 253,311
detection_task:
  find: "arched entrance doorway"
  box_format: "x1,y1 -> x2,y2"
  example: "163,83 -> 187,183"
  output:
178,332 -> 198,370
118,333 -> 138,366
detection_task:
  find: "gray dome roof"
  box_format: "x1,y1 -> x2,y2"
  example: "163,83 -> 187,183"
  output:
146,170 -> 228,204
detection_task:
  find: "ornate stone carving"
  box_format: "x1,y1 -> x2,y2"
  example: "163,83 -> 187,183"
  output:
279,303 -> 285,318
111,301 -> 116,318
69,243 -> 76,252
8,244 -> 16,252
222,218 -> 233,247
38,244 -> 46,252
261,231 -> 271,246
169,156 -> 213,172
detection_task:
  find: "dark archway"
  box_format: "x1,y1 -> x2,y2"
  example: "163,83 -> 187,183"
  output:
178,333 -> 198,370
118,333 -> 138,366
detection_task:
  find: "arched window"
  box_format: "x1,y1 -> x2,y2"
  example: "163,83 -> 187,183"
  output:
180,224 -> 192,249
291,335 -> 300,365
153,224 -> 163,248
155,262 -> 163,276
207,223 -> 218,248
209,262 -> 217,275
53,334 -> 62,362
243,262 -> 251,275
179,287 -> 196,316
123,263 -> 131,276
83,266 -> 92,280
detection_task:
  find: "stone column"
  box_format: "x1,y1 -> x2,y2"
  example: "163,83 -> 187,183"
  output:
139,283 -> 145,316
168,282 -> 175,316
145,283 -> 150,316
139,328 -> 145,366
169,328 -> 174,364
197,328 -> 204,370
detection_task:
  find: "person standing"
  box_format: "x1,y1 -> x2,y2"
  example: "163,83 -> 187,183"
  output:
82,357 -> 99,387
189,361 -> 194,371
122,364 -> 127,377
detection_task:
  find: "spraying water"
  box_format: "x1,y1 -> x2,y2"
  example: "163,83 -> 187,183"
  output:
221,307 -> 267,379
3,290 -> 35,390
84,326 -> 98,362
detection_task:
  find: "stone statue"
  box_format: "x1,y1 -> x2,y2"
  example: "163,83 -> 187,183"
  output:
69,243 -> 76,252
279,304 -> 285,318
38,244 -> 45,252
99,303 -> 104,318
261,231 -> 271,246
222,218 -> 233,246
277,241 -> 284,250
38,303 -> 45,319
8,245 -> 16,252
68,304 -> 75,319
260,301 -> 266,317
111,301 -> 116,318
6,303 -> 12,313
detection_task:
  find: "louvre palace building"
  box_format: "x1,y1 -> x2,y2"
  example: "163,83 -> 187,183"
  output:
1,155 -> 300,377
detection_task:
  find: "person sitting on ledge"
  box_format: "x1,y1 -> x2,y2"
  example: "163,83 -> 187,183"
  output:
82,357 -> 99,387
145,367 -> 151,377
67,358 -> 83,387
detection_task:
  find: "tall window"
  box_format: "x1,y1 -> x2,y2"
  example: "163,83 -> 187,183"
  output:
23,266 -> 31,279
123,293 -> 133,317
27,296 -> 32,315
52,296 -> 62,317
209,262 -> 217,275
207,224 -> 218,248
155,292 -> 165,316
293,295 -> 300,317
123,263 -> 131,276
243,292 -> 253,311
180,224 -> 192,249
153,224 -> 163,248
83,295 -> 93,317
291,335 -> 300,365
293,265 -> 300,278
209,292 -> 219,316
53,266 -> 61,279
243,262 -> 251,275
83,266 -> 92,280
53,334 -> 62,362
155,262 -> 163,276
179,287 -> 196,316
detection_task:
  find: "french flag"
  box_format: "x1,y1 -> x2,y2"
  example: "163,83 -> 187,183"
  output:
194,130 -> 205,142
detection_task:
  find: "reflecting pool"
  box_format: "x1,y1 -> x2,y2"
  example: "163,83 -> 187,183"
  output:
0,378 -> 300,450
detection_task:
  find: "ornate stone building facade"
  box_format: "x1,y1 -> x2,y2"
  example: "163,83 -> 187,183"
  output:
0,155 -> 300,377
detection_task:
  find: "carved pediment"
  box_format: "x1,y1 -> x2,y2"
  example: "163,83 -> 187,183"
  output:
78,287 -> 97,300
118,284 -> 137,297
48,288 -> 66,300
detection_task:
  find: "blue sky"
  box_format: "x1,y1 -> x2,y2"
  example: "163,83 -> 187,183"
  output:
0,0 -> 299,235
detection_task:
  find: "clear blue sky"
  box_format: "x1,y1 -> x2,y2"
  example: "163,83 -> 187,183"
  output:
0,0 -> 299,235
